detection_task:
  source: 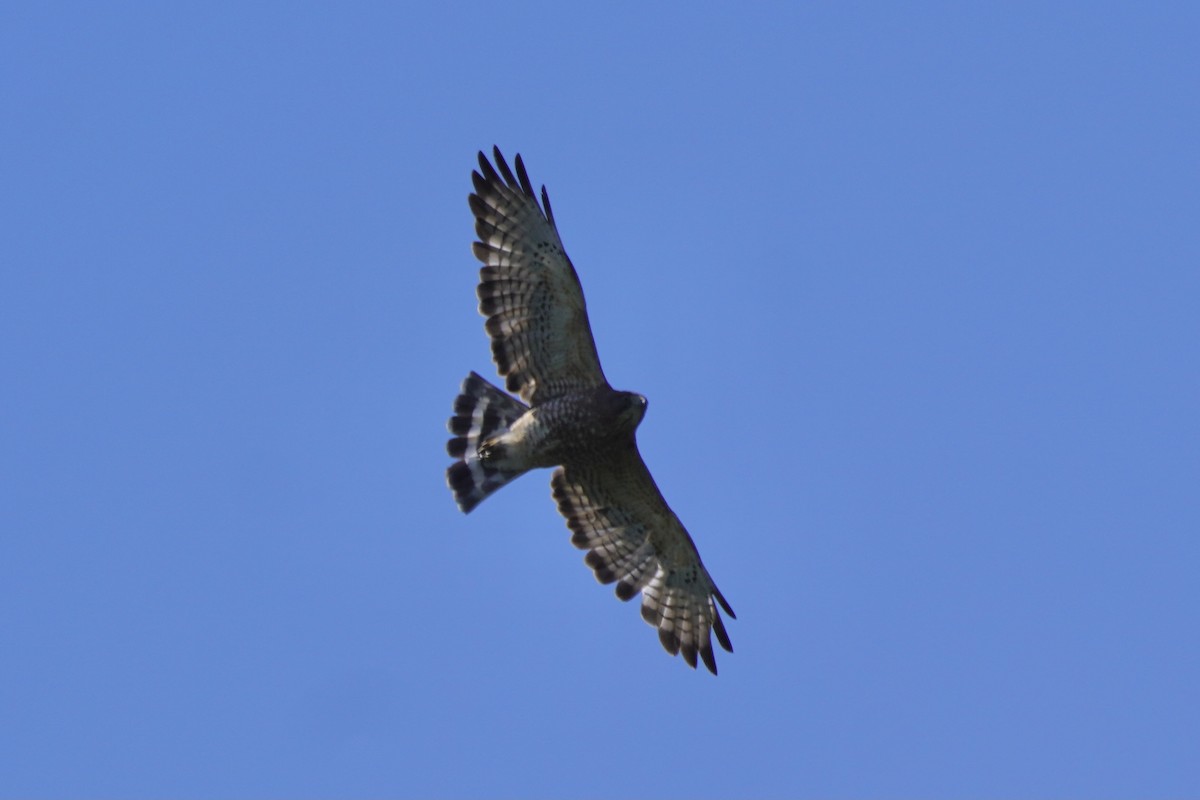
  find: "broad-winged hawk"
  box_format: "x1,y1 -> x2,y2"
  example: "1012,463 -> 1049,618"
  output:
446,148 -> 736,675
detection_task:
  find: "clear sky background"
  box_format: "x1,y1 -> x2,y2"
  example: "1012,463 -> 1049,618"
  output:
3,3 -> 1197,798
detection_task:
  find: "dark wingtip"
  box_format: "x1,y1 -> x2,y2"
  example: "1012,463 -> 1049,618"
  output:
713,586 -> 736,619
492,146 -> 518,187
712,609 -> 733,653
476,151 -> 499,184
541,185 -> 555,226
476,147 -> 550,223
700,644 -> 718,675
513,153 -> 536,200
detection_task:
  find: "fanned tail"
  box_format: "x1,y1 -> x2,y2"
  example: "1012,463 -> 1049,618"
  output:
445,372 -> 530,512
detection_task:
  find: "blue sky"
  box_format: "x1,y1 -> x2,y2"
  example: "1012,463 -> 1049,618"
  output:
3,2 -> 1197,797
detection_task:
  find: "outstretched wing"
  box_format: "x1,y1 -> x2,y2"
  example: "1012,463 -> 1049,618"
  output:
469,147 -> 609,406
551,451 -> 736,675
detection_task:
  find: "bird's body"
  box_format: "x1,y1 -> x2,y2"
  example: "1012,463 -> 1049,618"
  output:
446,148 -> 735,674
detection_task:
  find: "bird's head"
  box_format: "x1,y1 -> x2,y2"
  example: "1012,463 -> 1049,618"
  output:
615,391 -> 648,431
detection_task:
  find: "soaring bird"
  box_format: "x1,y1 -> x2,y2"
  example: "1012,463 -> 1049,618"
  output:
446,148 -> 735,674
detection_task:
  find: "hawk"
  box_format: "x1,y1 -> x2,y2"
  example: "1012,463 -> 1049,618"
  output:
445,148 -> 736,674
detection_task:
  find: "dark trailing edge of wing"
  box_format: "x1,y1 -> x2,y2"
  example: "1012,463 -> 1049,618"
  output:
551,462 -> 736,675
649,612 -> 731,675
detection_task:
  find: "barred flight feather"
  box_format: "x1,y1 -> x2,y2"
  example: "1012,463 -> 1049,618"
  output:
551,462 -> 734,675
467,147 -> 607,405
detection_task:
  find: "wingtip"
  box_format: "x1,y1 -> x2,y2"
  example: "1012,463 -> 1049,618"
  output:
700,645 -> 718,675
491,147 -> 517,187
713,586 -> 736,619
712,609 -> 733,653
475,151 -> 499,184
513,153 -> 536,199
541,185 -> 556,226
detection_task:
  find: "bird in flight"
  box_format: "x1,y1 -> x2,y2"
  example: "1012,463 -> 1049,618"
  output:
445,147 -> 735,674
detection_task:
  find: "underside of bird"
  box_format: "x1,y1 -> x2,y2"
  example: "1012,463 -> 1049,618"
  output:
444,147 -> 736,675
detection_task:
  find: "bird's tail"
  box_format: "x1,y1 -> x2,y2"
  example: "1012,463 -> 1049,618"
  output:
445,372 -> 531,512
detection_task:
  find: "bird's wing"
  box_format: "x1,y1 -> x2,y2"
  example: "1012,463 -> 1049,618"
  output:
551,449 -> 735,675
469,147 -> 608,405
